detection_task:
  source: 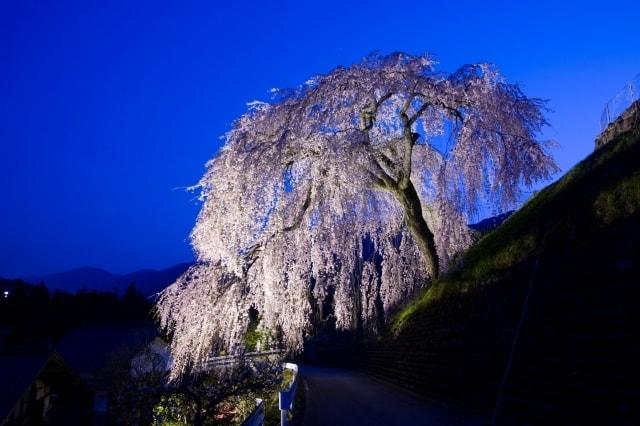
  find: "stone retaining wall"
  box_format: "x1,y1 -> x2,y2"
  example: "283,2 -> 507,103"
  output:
352,241 -> 640,424
596,99 -> 640,149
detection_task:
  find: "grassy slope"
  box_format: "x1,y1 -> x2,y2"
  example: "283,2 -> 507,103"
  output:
392,125 -> 640,334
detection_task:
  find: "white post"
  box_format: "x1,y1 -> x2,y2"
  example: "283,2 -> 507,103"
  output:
279,363 -> 298,426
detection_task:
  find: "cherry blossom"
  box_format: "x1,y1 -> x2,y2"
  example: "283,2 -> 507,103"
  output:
157,52 -> 558,379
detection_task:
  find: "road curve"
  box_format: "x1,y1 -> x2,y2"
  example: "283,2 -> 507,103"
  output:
299,365 -> 481,426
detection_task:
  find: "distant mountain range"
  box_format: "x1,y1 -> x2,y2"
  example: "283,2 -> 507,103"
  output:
23,263 -> 192,297
13,213 -> 511,298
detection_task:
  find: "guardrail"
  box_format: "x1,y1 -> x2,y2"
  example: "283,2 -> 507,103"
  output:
278,363 -> 299,426
235,360 -> 299,426
201,349 -> 284,370
241,398 -> 265,426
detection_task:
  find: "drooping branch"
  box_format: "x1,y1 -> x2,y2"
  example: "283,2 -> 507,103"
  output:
243,183 -> 314,267
157,52 -> 558,380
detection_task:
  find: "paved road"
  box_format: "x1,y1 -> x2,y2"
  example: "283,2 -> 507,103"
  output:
299,365 -> 481,426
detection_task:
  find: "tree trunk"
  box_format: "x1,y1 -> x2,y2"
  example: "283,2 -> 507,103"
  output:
393,182 -> 440,280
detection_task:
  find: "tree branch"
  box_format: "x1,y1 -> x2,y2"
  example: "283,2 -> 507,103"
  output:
283,185 -> 313,232
399,112 -> 418,188
408,102 -> 431,125
360,92 -> 394,133
243,184 -> 313,271
374,150 -> 397,175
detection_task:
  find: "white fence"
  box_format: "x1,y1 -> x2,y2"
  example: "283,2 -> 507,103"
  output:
601,73 -> 640,131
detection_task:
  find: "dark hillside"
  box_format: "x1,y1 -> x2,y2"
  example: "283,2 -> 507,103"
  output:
353,125 -> 640,424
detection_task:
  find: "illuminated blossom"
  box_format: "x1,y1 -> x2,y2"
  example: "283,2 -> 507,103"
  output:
157,52 -> 558,379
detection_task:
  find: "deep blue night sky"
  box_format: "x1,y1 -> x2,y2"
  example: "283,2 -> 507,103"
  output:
1,0 -> 638,277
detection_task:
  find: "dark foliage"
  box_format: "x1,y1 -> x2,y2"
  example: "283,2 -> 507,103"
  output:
0,279 -> 152,346
104,354 -> 283,426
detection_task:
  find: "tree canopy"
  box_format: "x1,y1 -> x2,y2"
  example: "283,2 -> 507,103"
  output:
157,52 -> 558,379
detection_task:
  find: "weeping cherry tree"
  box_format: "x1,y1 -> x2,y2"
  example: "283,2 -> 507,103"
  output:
157,52 -> 558,379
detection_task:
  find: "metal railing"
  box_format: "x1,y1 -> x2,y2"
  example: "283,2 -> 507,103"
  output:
201,349 -> 284,370
600,73 -> 640,131
278,363 -> 299,426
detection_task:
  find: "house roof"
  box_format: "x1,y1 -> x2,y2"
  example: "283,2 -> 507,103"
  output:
0,349 -> 65,422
